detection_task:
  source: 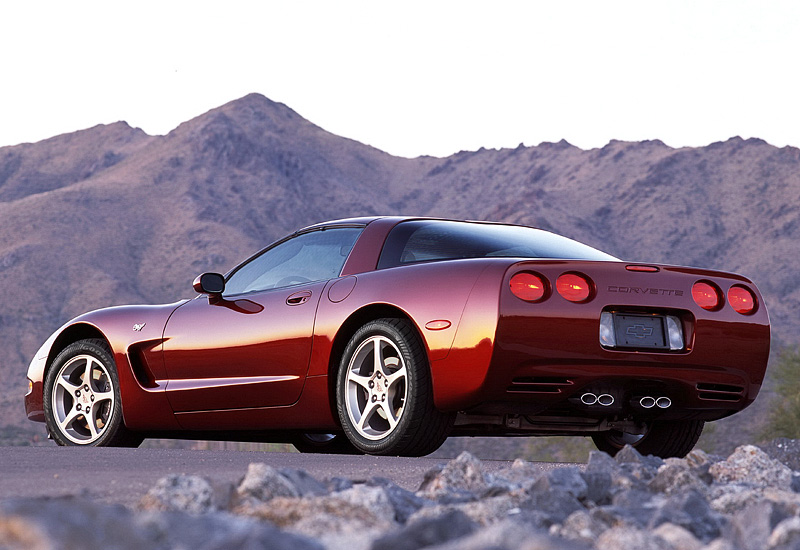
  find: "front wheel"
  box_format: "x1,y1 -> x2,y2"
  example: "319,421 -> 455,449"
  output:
336,318 -> 454,456
591,419 -> 704,458
43,339 -> 142,447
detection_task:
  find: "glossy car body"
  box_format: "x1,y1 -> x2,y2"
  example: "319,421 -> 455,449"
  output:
25,216 -> 770,456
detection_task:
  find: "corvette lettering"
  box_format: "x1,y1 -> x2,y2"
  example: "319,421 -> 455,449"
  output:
607,285 -> 683,296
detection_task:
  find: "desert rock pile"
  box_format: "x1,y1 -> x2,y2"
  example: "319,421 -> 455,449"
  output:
3,442 -> 800,550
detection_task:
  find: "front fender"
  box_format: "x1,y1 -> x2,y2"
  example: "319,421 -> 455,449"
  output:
25,301 -> 188,430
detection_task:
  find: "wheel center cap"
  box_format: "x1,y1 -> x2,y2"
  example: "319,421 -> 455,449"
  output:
80,392 -> 92,405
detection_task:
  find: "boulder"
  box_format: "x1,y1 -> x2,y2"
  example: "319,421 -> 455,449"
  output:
139,474 -> 216,514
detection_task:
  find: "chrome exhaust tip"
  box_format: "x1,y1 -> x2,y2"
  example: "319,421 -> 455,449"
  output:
639,396 -> 656,409
581,393 -> 598,405
656,397 -> 672,409
597,393 -> 615,406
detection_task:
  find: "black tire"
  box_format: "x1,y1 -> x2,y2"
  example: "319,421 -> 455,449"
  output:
591,420 -> 704,458
290,433 -> 363,455
43,339 -> 143,447
336,318 -> 455,456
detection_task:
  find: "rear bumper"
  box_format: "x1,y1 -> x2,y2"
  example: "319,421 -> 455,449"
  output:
444,260 -> 770,421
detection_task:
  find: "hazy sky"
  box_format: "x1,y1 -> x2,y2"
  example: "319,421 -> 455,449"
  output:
1,1 -> 798,158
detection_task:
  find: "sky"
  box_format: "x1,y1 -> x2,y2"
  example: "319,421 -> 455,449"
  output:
1,1 -> 799,158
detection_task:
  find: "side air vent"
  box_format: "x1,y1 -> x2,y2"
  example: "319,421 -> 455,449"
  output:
508,377 -> 574,394
696,382 -> 744,402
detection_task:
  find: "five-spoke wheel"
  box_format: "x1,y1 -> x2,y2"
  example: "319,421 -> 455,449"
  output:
336,318 -> 454,456
344,334 -> 408,440
43,339 -> 142,447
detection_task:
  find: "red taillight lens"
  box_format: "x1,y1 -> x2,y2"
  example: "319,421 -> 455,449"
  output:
692,281 -> 722,310
556,272 -> 592,302
510,272 -> 547,302
728,285 -> 757,315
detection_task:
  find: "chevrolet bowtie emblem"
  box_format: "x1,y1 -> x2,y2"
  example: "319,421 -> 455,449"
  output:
133,323 -> 146,332
626,324 -> 653,339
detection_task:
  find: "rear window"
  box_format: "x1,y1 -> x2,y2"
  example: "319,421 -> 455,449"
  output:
377,220 -> 618,269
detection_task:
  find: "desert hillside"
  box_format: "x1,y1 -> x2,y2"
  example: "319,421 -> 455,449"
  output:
1,93 -> 797,444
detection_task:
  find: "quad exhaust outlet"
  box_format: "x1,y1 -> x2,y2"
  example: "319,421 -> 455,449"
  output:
639,396 -> 672,409
580,392 -> 615,406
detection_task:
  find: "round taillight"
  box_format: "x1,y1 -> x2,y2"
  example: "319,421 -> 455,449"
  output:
692,281 -> 722,311
510,272 -> 547,302
728,285 -> 757,315
556,272 -> 592,302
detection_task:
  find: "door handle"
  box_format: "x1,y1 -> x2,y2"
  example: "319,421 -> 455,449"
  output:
286,290 -> 312,305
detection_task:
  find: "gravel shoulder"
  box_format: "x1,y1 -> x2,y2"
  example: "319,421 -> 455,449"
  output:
0,446 -> 567,507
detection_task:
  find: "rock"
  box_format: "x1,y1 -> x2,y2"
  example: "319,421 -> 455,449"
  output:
408,494 -> 525,527
586,450 -> 622,475
588,490 -> 663,529
685,449 -> 723,469
418,452 -> 489,498
767,517 -> 800,548
651,522 -> 703,550
581,469 -> 613,505
134,510 -> 325,550
328,477 -> 355,492
370,509 -> 477,550
614,445 -> 664,484
365,477 -> 430,523
419,519 -> 590,550
0,497 -> 151,550
723,500 -> 795,550
332,484 -> 396,523
139,474 -> 216,514
709,445 -> 793,489
584,449 -> 646,496
550,509 -> 609,544
616,444 -> 665,472
648,489 -> 724,543
240,493 -> 394,550
530,466 -> 588,501
278,468 -> 328,497
649,458 -> 710,497
236,463 -> 301,503
0,496 -> 325,550
595,526 -> 672,550
710,486 -> 800,516
493,458 -> 546,486
522,489 -> 584,525
702,540 -> 736,550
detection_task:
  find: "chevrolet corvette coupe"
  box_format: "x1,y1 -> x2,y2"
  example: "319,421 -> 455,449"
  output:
24,217 -> 770,457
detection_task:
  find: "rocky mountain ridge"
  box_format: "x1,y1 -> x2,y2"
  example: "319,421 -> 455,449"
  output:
1,93 -> 797,443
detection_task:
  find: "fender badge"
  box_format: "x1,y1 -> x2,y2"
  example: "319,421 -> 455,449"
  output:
133,323 -> 146,332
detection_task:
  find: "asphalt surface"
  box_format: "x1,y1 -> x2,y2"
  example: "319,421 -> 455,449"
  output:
0,446 -> 568,508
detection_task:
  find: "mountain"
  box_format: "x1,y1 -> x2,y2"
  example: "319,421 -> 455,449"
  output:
1,93 -> 797,444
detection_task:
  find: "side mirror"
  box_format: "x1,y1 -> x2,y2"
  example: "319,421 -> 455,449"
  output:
193,272 -> 225,295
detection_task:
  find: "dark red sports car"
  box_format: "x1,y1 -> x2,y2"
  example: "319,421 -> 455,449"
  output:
25,217 -> 770,458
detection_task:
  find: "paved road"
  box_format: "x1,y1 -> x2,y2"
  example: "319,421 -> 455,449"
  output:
0,447 -> 568,508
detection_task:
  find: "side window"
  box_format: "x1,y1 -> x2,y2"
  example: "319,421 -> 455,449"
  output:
223,227 -> 362,296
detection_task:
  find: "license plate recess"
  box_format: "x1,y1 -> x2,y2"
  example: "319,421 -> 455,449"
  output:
613,313 -> 668,349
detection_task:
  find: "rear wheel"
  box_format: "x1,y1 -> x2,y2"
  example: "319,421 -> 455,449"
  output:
43,339 -> 142,447
336,318 -> 454,456
591,420 -> 704,458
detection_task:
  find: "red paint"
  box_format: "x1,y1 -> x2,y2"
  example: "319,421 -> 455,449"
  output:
24,217 -> 771,444
327,276 -> 357,303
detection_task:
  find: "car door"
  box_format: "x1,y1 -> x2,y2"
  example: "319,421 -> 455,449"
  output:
161,226 -> 363,412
